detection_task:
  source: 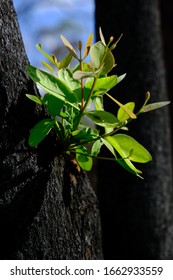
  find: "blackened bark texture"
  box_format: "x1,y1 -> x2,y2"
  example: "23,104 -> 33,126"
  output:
0,0 -> 103,260
159,0 -> 173,134
95,0 -> 173,259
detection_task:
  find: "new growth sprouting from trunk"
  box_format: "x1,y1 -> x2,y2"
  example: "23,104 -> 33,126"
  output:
0,0 -> 102,260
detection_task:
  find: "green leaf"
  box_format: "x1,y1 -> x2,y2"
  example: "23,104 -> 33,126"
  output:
99,27 -> 106,45
83,33 -> 93,58
117,102 -> 135,122
105,134 -> 152,175
86,110 -> 118,127
36,44 -> 55,64
90,41 -> 115,74
58,53 -> 72,69
94,96 -> 104,110
27,65 -> 79,109
26,94 -> 42,105
85,75 -> 118,96
91,139 -> 103,156
58,68 -> 80,92
101,138 -> 116,157
60,35 -> 78,59
106,134 -> 152,163
41,61 -> 54,73
73,70 -> 95,80
45,94 -> 65,117
72,127 -> 99,142
141,101 -> 170,113
117,73 -> 126,84
106,93 -> 137,119
116,158 -> 143,178
76,147 -> 93,171
28,119 -> 54,147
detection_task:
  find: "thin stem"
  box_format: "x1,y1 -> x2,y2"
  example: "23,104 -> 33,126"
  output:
81,76 -> 97,114
72,150 -> 117,161
73,76 -> 98,131
79,51 -> 85,109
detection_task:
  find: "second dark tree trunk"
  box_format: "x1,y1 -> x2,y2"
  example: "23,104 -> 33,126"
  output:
95,0 -> 173,259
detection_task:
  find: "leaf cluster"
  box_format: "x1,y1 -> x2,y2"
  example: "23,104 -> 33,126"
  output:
26,28 -> 170,178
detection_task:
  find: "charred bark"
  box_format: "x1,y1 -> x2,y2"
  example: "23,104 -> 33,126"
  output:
95,0 -> 173,259
0,0 -> 102,260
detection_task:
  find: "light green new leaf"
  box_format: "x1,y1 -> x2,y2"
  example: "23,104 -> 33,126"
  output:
94,96 -> 104,110
26,94 -> 42,105
105,135 -> 143,175
91,139 -> 103,156
28,119 -> 54,147
106,93 -> 137,119
116,158 -> 143,178
58,53 -> 72,69
76,147 -> 93,171
73,70 -> 95,80
41,61 -> 55,73
83,33 -> 93,58
86,110 -> 118,127
85,75 -> 118,96
141,101 -> 170,113
101,138 -> 116,157
27,65 -> 79,108
58,68 -> 80,92
117,102 -> 135,122
60,35 -> 78,59
36,44 -> 55,64
106,134 -> 152,163
90,41 -> 115,74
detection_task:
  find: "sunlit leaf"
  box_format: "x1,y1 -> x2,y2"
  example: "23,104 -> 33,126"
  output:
106,134 -> 152,163
58,68 -> 80,92
28,119 -> 54,147
116,158 -> 143,178
27,65 -> 79,109
73,70 -> 95,80
58,53 -> 72,69
90,41 -> 115,74
117,102 -> 135,122
25,94 -> 42,105
60,35 -> 78,59
105,135 -> 143,175
117,73 -> 126,84
85,75 -> 118,96
76,146 -> 93,171
91,139 -> 103,156
86,110 -> 118,127
99,27 -> 106,45
84,33 -> 93,58
94,96 -> 104,110
36,44 -> 55,64
106,93 -> 137,119
101,138 -> 116,157
41,61 -> 54,73
141,101 -> 170,113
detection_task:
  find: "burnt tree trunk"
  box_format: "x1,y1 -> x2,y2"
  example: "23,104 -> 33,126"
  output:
0,0 -> 102,260
95,0 -> 173,259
